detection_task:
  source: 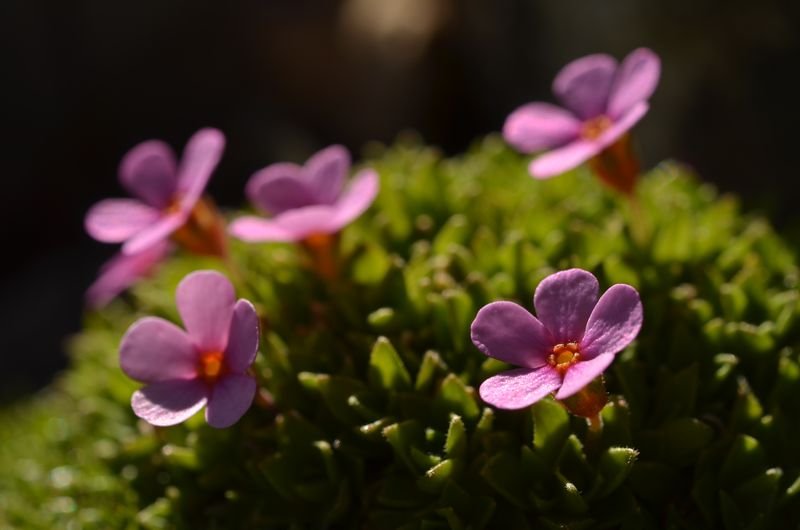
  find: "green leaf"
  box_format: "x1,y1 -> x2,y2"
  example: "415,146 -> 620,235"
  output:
557,435 -> 592,491
720,435 -> 765,487
600,398 -> 632,447
653,364 -> 699,421
298,372 -> 374,425
432,214 -> 470,254
434,374 -> 480,423
532,398 -> 570,465
480,453 -> 528,508
258,453 -> 297,499
444,415 -> 467,459
368,337 -> 412,392
441,482 -> 495,530
415,350 -> 448,392
367,307 -> 397,331
383,421 -> 425,474
418,459 -> 459,493
732,467 -> 782,524
587,447 -> 639,500
659,418 -> 714,466
720,283 -> 748,321
556,480 -> 589,515
160,445 -> 198,470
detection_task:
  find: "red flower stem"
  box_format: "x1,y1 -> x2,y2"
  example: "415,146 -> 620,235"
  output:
587,134 -> 648,244
301,233 -> 340,282
171,196 -> 229,258
586,412 -> 604,455
587,133 -> 639,196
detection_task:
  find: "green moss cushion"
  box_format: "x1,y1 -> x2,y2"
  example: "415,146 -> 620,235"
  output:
2,137 -> 799,529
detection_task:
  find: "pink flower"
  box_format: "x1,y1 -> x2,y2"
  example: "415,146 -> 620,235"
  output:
119,270 -> 259,428
228,145 -> 379,243
471,269 -> 642,409
503,48 -> 660,179
85,128 -> 225,255
86,240 -> 172,309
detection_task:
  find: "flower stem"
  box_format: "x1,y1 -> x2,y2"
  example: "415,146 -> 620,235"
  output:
171,196 -> 229,258
587,133 -> 639,197
301,233 -> 340,282
585,412 -> 604,455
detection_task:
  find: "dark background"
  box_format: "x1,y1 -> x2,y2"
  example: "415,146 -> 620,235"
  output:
2,0 -> 799,400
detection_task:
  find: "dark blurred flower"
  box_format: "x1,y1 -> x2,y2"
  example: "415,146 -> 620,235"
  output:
85,128 -> 225,254
85,240 -> 171,309
229,145 -> 378,242
504,48 -> 660,180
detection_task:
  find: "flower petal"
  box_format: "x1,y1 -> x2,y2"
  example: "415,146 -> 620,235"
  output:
553,53 -> 617,119
303,145 -> 350,204
176,270 -> 236,353
121,211 -> 186,255
607,48 -> 661,120
176,127 -> 225,211
528,140 -> 604,179
84,199 -> 160,243
471,301 -> 552,368
503,103 -> 581,153
533,268 -> 599,343
581,284 -> 643,359
528,103 -> 649,179
246,163 -> 317,215
594,102 -> 650,151
205,373 -> 257,428
131,379 -> 208,426
119,316 -> 198,382
479,367 -> 562,410
228,216 -> 297,242
275,205 -> 340,237
330,169 -> 379,230
119,140 -> 178,209
86,241 -> 171,308
555,353 -> 615,399
224,299 -> 260,373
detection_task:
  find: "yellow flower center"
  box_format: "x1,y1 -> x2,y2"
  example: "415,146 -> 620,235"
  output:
198,351 -> 225,383
581,115 -> 613,140
548,342 -> 581,375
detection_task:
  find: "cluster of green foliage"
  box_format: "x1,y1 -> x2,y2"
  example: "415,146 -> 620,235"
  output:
2,136 -> 800,529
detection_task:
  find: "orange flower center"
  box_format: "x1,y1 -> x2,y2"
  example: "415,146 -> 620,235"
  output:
198,351 -> 225,383
581,115 -> 613,140
548,342 -> 581,375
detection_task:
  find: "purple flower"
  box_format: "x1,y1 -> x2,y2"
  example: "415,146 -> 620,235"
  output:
86,240 -> 172,309
228,145 -> 379,243
471,269 -> 642,410
119,270 -> 259,428
85,128 -> 225,255
503,48 -> 660,179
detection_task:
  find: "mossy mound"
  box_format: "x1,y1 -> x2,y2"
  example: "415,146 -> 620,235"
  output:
2,136 -> 800,529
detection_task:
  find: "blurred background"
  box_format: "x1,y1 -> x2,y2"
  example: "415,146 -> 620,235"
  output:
2,0 -> 799,400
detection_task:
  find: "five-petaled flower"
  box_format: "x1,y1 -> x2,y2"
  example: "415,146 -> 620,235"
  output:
503,48 -> 660,182
85,128 -> 225,255
471,268 -> 642,410
228,145 -> 379,243
119,270 -> 259,428
86,240 -> 172,309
